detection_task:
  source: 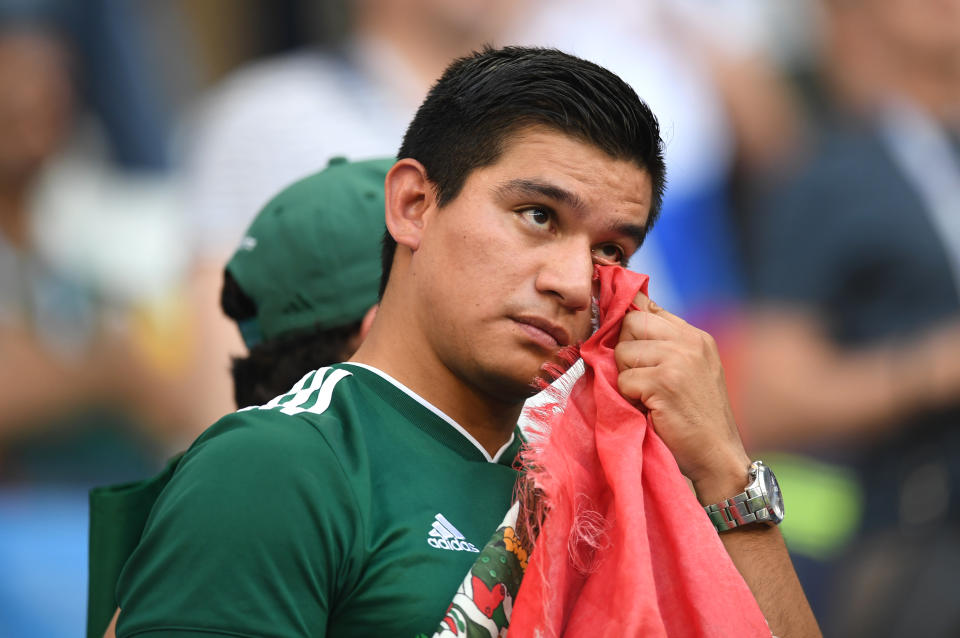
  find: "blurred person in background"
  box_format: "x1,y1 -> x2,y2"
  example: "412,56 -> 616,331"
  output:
0,23 -> 174,483
219,157 -> 389,409
732,0 -> 960,635
0,1 -> 196,476
0,3 -> 195,636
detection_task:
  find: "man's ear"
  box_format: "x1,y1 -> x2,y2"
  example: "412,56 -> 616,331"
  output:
359,304 -> 378,340
344,304 -> 378,357
384,158 -> 434,252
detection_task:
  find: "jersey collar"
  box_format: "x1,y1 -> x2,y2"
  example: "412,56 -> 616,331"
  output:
338,362 -> 522,466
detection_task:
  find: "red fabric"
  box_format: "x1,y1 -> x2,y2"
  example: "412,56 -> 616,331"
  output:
510,266 -> 770,637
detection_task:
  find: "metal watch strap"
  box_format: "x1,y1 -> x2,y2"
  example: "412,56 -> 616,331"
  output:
705,485 -> 775,532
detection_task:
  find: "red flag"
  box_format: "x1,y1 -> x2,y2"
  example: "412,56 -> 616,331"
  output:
510,266 -> 770,637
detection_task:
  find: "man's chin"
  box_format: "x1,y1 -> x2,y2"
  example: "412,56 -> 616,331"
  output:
473,362 -> 548,405
466,343 -> 576,401
506,357 -> 572,399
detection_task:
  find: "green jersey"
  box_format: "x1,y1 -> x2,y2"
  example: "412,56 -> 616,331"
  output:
115,363 -> 522,638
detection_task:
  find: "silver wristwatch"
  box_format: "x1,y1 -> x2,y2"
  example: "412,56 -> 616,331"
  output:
704,460 -> 784,533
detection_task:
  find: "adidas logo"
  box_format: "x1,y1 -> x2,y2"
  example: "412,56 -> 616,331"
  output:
427,513 -> 480,553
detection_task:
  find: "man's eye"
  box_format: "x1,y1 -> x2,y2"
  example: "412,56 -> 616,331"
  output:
519,207 -> 553,229
592,244 -> 625,265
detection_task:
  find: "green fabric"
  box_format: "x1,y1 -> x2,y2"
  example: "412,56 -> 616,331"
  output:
419,503 -> 528,638
225,156 -> 394,346
115,363 -> 522,638
87,452 -> 184,638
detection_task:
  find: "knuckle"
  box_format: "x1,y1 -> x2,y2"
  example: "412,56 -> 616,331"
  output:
627,308 -> 646,326
617,369 -> 642,398
614,342 -> 633,371
619,313 -> 639,338
658,365 -> 682,389
700,331 -> 718,352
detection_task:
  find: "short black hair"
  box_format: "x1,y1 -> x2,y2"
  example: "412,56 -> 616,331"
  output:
221,271 -> 361,408
379,45 -> 667,297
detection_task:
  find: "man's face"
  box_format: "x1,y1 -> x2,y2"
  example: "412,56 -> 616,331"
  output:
408,126 -> 653,402
0,32 -> 72,182
868,0 -> 960,63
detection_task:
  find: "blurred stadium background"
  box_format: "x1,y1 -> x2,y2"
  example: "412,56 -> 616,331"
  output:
1,1 -> 958,636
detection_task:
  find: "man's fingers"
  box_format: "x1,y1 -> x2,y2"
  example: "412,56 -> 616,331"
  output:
616,365 -> 656,402
632,292 -> 687,325
615,340 -> 670,372
621,305 -> 681,341
628,291 -> 652,312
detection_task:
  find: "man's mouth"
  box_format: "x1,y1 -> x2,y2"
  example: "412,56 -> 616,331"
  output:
512,316 -> 571,350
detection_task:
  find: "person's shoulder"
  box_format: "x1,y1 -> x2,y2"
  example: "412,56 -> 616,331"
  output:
187,366 -> 366,460
187,408 -> 326,466
117,378 -> 367,637
151,395 -> 363,527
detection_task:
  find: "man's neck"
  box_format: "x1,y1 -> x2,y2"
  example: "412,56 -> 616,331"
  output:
885,49 -> 960,125
350,300 -> 523,458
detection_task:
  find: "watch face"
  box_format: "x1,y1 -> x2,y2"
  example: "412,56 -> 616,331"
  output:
760,464 -> 785,523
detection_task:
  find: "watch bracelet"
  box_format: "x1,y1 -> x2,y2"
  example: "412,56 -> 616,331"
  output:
705,486 -> 772,531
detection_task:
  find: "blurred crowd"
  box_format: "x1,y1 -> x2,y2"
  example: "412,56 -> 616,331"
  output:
1,0 -> 958,636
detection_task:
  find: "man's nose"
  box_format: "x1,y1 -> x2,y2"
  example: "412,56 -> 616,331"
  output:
534,239 -> 594,311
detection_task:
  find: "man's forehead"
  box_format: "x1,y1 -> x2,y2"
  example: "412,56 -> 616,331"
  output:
488,127 -> 652,199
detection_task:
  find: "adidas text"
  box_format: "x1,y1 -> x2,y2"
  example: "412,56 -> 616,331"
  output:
427,537 -> 479,552
427,513 -> 480,552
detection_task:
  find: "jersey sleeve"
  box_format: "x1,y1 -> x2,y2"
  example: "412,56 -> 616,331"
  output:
115,409 -> 364,637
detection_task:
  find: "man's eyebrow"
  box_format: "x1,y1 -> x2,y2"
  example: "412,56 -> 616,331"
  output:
495,177 -> 650,247
495,178 -> 587,211
607,220 -> 649,249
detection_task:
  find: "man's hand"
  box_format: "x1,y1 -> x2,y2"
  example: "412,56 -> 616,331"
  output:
613,292 -> 751,502
615,292 -> 822,637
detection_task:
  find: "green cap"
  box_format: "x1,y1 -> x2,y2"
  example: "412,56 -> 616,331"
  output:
226,156 -> 394,347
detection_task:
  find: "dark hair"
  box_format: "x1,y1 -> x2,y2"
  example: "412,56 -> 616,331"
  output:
221,271 -> 361,408
379,45 -> 667,297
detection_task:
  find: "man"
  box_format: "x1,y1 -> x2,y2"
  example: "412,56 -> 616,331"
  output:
114,46 -> 817,637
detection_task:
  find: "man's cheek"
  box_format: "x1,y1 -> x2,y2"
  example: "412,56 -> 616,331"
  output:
573,309 -> 596,344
